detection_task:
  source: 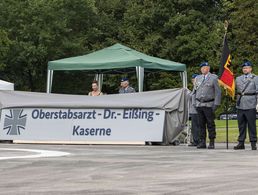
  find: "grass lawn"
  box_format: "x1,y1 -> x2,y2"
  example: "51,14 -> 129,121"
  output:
215,120 -> 258,143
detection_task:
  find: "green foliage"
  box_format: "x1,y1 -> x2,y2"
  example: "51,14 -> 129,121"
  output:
0,29 -> 11,70
0,0 -> 257,113
0,0 -> 97,90
230,0 -> 258,75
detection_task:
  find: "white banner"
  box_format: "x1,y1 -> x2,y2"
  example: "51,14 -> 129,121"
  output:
0,108 -> 165,142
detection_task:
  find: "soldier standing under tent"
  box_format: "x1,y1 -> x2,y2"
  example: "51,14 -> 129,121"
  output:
119,78 -> 136,94
188,73 -> 200,146
234,61 -> 258,150
193,62 -> 221,149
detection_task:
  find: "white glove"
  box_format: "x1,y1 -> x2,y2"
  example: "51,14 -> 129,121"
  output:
256,104 -> 258,112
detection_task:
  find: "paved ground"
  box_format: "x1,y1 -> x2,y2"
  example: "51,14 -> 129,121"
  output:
0,143 -> 258,195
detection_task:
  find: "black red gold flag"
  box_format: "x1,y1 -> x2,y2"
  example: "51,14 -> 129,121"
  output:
218,34 -> 235,99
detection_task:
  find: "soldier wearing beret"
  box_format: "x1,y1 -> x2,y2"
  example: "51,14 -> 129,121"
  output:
234,61 -> 258,150
119,78 -> 136,94
193,62 -> 221,149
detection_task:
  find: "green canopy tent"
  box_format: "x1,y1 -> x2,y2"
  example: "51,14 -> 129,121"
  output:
47,43 -> 187,93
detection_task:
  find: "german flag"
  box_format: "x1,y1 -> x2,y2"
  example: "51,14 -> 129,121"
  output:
218,34 -> 235,99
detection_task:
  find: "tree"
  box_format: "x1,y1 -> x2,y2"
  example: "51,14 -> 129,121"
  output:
0,0 -> 97,91
230,0 -> 258,75
0,29 -> 11,72
0,0 -> 256,99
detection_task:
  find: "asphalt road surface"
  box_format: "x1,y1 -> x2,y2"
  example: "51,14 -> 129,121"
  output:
0,143 -> 258,195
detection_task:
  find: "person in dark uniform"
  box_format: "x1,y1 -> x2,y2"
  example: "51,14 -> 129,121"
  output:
193,62 -> 221,149
188,73 -> 200,146
234,60 -> 258,150
119,78 -> 136,94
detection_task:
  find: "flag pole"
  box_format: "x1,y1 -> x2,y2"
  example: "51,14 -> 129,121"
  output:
225,88 -> 229,149
224,20 -> 229,150
224,20 -> 228,40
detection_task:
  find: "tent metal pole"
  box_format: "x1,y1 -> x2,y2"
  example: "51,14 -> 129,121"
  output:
139,67 -> 144,92
138,68 -> 141,92
136,66 -> 144,92
46,70 -> 50,93
136,67 -> 139,92
99,74 -> 103,92
180,72 -> 183,87
181,71 -> 187,88
136,66 -> 139,80
97,74 -> 100,90
49,70 -> 54,93
184,71 -> 188,88
94,74 -> 98,81
94,74 -> 103,92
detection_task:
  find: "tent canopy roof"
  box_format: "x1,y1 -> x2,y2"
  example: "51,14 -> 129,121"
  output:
48,43 -> 186,72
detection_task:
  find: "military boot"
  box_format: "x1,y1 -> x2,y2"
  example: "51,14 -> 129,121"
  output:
233,142 -> 245,150
251,142 -> 257,150
208,139 -> 215,149
197,140 -> 206,149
